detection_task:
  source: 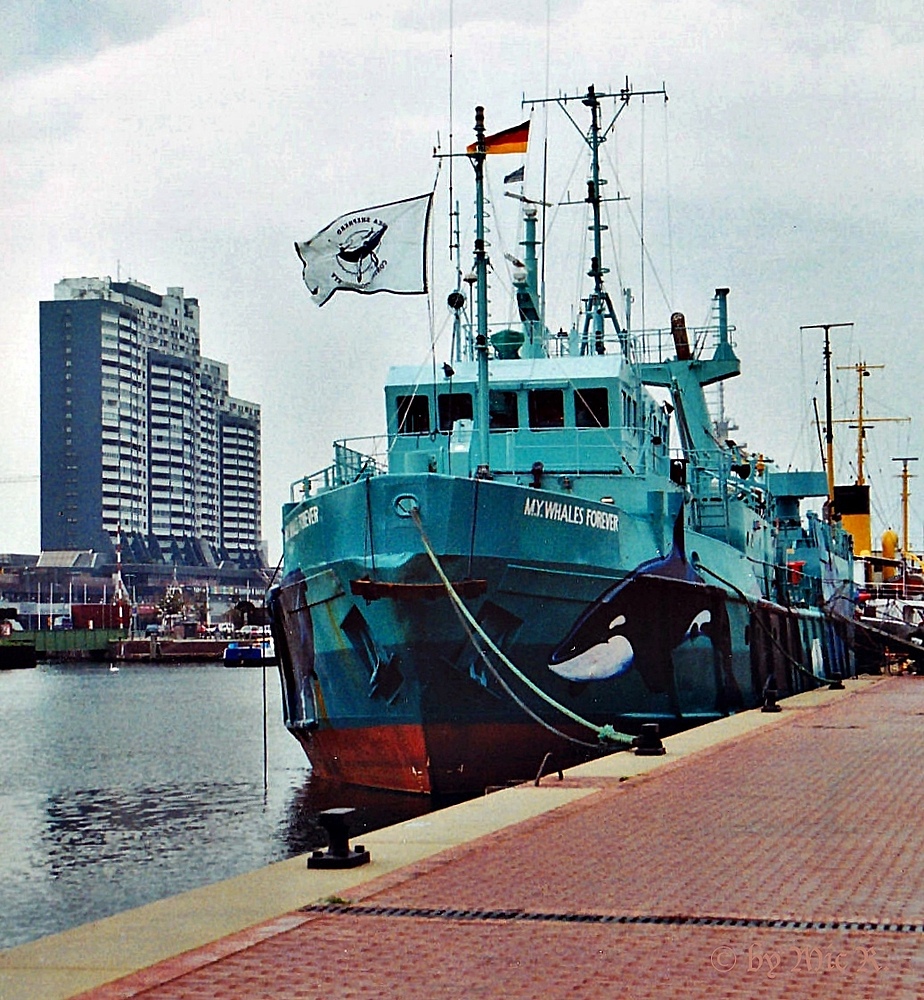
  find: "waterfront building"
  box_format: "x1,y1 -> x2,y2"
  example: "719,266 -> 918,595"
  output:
40,277 -> 264,568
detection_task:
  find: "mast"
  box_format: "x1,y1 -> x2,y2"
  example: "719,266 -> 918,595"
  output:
112,523 -> 129,604
524,80 -> 666,359
449,200 -> 468,362
112,523 -> 130,632
847,361 -> 880,485
472,106 -> 491,473
800,322 -> 853,512
833,361 -> 908,486
893,456 -> 918,556
584,85 -> 607,354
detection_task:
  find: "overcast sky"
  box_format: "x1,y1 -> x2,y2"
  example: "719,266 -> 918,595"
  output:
2,0 -> 922,559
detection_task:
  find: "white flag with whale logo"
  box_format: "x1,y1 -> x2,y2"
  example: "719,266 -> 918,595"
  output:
295,192 -> 432,307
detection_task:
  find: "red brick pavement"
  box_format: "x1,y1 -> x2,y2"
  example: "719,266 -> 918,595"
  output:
363,678 -> 924,927
73,677 -> 924,999
74,916 -> 923,999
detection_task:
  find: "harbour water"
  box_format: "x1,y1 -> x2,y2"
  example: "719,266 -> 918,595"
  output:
0,662 -> 433,950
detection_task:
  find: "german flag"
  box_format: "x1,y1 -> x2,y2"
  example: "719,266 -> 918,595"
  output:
467,120 -> 530,155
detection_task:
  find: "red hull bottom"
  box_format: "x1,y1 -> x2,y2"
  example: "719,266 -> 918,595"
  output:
291,721 -> 601,796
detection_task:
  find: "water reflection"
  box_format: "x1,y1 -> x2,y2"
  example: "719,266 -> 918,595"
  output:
40,777 -> 438,881
0,663 -> 446,949
42,780 -> 268,875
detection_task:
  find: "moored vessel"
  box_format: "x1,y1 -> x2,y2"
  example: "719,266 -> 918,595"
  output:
223,637 -> 276,666
271,85 -> 858,795
0,612 -> 36,670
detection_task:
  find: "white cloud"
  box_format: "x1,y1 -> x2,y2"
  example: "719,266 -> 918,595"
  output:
0,0 -> 199,80
2,0 -> 924,554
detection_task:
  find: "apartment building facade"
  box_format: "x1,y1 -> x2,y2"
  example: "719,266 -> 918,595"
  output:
40,277 -> 263,567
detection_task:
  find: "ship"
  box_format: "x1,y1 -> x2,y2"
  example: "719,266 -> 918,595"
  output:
223,635 -> 277,666
270,84 -> 858,795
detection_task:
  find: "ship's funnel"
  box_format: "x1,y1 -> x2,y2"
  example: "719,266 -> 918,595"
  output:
671,312 -> 691,360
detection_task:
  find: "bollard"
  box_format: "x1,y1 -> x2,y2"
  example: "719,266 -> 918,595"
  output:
827,671 -> 844,689
307,807 -> 371,869
633,722 -> 666,756
761,675 -> 782,713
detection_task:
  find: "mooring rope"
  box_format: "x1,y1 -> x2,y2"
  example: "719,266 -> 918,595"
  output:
439,582 -> 604,750
409,507 -> 634,748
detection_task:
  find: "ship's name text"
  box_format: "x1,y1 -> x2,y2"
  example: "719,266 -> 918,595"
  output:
285,504 -> 320,540
522,497 -> 619,532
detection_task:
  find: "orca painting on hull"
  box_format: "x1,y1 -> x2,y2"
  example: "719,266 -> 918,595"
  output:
548,509 -> 737,700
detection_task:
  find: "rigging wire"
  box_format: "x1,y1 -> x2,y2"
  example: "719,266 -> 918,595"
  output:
482,168 -> 521,326
447,0 -> 454,258
428,159 -> 444,428
610,98 -> 626,309
639,95 -> 646,335
600,130 -> 672,316
539,0 -> 551,339
663,94 -> 675,308
553,147 -> 591,328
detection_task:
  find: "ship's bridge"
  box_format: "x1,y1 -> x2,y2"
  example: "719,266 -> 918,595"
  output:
383,355 -> 671,480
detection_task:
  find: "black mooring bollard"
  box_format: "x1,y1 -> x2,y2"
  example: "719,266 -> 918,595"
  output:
634,722 -> 666,756
827,671 -> 844,690
761,675 -> 782,713
307,807 -> 371,869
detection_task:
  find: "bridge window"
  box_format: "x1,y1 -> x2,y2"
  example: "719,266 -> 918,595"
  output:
438,392 -> 473,431
528,388 -> 564,429
396,395 -> 430,434
489,390 -> 519,429
575,387 -> 609,428
621,391 -> 638,429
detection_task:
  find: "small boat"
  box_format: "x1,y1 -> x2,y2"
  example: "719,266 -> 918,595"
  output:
0,615 -> 36,670
223,638 -> 276,667
272,84 -> 859,795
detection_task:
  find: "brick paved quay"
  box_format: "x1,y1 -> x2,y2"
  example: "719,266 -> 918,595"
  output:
4,675 -> 924,999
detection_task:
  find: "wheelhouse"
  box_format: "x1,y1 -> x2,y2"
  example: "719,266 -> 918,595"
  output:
384,355 -> 671,483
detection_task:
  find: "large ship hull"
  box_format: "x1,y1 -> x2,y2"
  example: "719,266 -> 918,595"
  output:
271,473 -> 854,795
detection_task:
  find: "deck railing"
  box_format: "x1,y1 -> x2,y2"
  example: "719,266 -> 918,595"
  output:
290,435 -> 388,501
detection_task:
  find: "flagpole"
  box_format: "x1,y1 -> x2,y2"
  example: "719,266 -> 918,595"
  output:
472,106 -> 491,473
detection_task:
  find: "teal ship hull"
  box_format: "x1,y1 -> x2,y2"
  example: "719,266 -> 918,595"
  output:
272,470 -> 853,794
